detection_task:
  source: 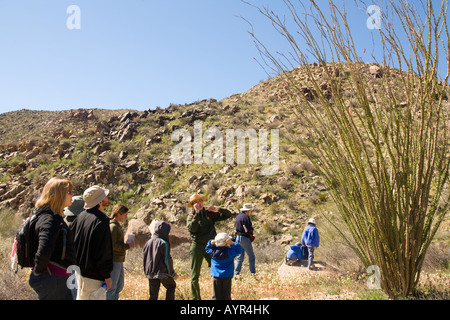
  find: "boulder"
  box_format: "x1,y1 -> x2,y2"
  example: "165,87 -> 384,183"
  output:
217,186 -> 234,200
125,218 -> 152,248
369,65 -> 382,78
148,219 -> 191,247
279,234 -> 293,245
125,218 -> 190,248
235,184 -> 247,198
260,193 -> 279,205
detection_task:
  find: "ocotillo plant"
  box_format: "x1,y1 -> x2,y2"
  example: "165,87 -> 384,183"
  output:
244,0 -> 449,298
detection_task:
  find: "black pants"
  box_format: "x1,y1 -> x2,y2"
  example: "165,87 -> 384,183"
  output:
148,277 -> 176,300
212,277 -> 232,300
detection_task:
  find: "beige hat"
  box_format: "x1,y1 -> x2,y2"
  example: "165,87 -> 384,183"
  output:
240,203 -> 254,211
83,185 -> 109,209
214,233 -> 231,247
187,194 -> 207,208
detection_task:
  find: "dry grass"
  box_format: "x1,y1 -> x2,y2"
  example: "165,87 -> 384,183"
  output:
119,241 -> 449,301
1,240 -> 448,301
0,238 -> 37,300
0,208 -> 448,300
120,254 -> 375,300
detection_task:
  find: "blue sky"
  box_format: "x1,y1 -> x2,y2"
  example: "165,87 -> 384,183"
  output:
0,1 -> 447,114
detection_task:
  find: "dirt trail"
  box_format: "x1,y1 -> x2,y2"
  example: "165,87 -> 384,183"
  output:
277,260 -> 358,299
277,260 -> 338,279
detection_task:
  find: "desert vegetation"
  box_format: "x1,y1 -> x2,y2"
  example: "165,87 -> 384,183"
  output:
245,0 -> 449,298
0,0 -> 448,301
1,206 -> 448,300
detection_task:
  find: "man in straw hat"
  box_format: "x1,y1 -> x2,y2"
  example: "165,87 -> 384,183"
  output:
186,193 -> 233,300
234,203 -> 256,275
71,185 -> 113,300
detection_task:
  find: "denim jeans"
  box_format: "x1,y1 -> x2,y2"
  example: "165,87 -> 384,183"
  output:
307,246 -> 315,268
29,271 -> 73,300
235,235 -> 256,275
106,262 -> 124,300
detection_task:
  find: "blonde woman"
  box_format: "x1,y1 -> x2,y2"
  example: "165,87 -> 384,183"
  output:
28,177 -> 77,300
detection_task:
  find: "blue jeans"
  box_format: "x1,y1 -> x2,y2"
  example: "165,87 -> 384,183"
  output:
29,271 -> 73,300
235,235 -> 256,275
307,246 -> 315,268
106,262 -> 124,300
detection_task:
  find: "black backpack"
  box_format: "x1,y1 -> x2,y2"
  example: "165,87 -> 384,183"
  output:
11,212 -> 40,272
11,209 -> 68,273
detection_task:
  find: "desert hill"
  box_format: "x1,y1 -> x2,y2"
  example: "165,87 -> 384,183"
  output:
0,62 -> 448,251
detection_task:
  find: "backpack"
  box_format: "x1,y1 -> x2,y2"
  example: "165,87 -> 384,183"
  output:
11,212 -> 40,272
11,209 -> 68,273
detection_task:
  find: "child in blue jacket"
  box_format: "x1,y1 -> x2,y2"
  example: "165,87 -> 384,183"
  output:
286,242 -> 306,265
205,233 -> 242,300
301,218 -> 320,270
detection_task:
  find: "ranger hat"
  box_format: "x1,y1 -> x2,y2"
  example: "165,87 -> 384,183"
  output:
187,194 -> 207,208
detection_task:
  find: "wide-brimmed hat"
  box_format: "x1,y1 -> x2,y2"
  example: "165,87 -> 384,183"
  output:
83,185 -> 109,209
214,233 -> 231,247
308,218 -> 316,225
240,203 -> 254,211
64,196 -> 85,216
187,194 -> 207,208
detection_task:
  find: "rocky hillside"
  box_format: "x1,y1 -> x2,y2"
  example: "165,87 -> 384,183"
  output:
1,62 -> 448,248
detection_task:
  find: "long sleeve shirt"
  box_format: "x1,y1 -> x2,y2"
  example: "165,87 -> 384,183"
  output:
71,207 -> 113,281
110,219 -> 130,262
186,207 -> 232,244
301,224 -> 320,248
205,240 -> 242,278
235,212 -> 254,237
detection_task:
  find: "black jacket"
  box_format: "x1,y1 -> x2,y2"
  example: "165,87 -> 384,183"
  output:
71,207 -> 113,281
143,221 -> 176,279
32,206 -> 76,274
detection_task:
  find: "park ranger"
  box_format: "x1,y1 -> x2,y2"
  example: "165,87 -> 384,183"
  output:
186,193 -> 233,300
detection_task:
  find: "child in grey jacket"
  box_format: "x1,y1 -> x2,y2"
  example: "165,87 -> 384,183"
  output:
143,221 -> 178,300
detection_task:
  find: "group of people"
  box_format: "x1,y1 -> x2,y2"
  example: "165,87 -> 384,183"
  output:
184,193 -> 320,300
141,193 -> 257,300
285,218 -> 321,270
26,177 -> 134,300
24,177 -> 319,301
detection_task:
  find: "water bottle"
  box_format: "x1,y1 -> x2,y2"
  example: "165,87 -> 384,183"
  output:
89,282 -> 107,300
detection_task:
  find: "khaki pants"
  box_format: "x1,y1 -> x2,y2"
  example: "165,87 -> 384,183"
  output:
76,274 -> 106,300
